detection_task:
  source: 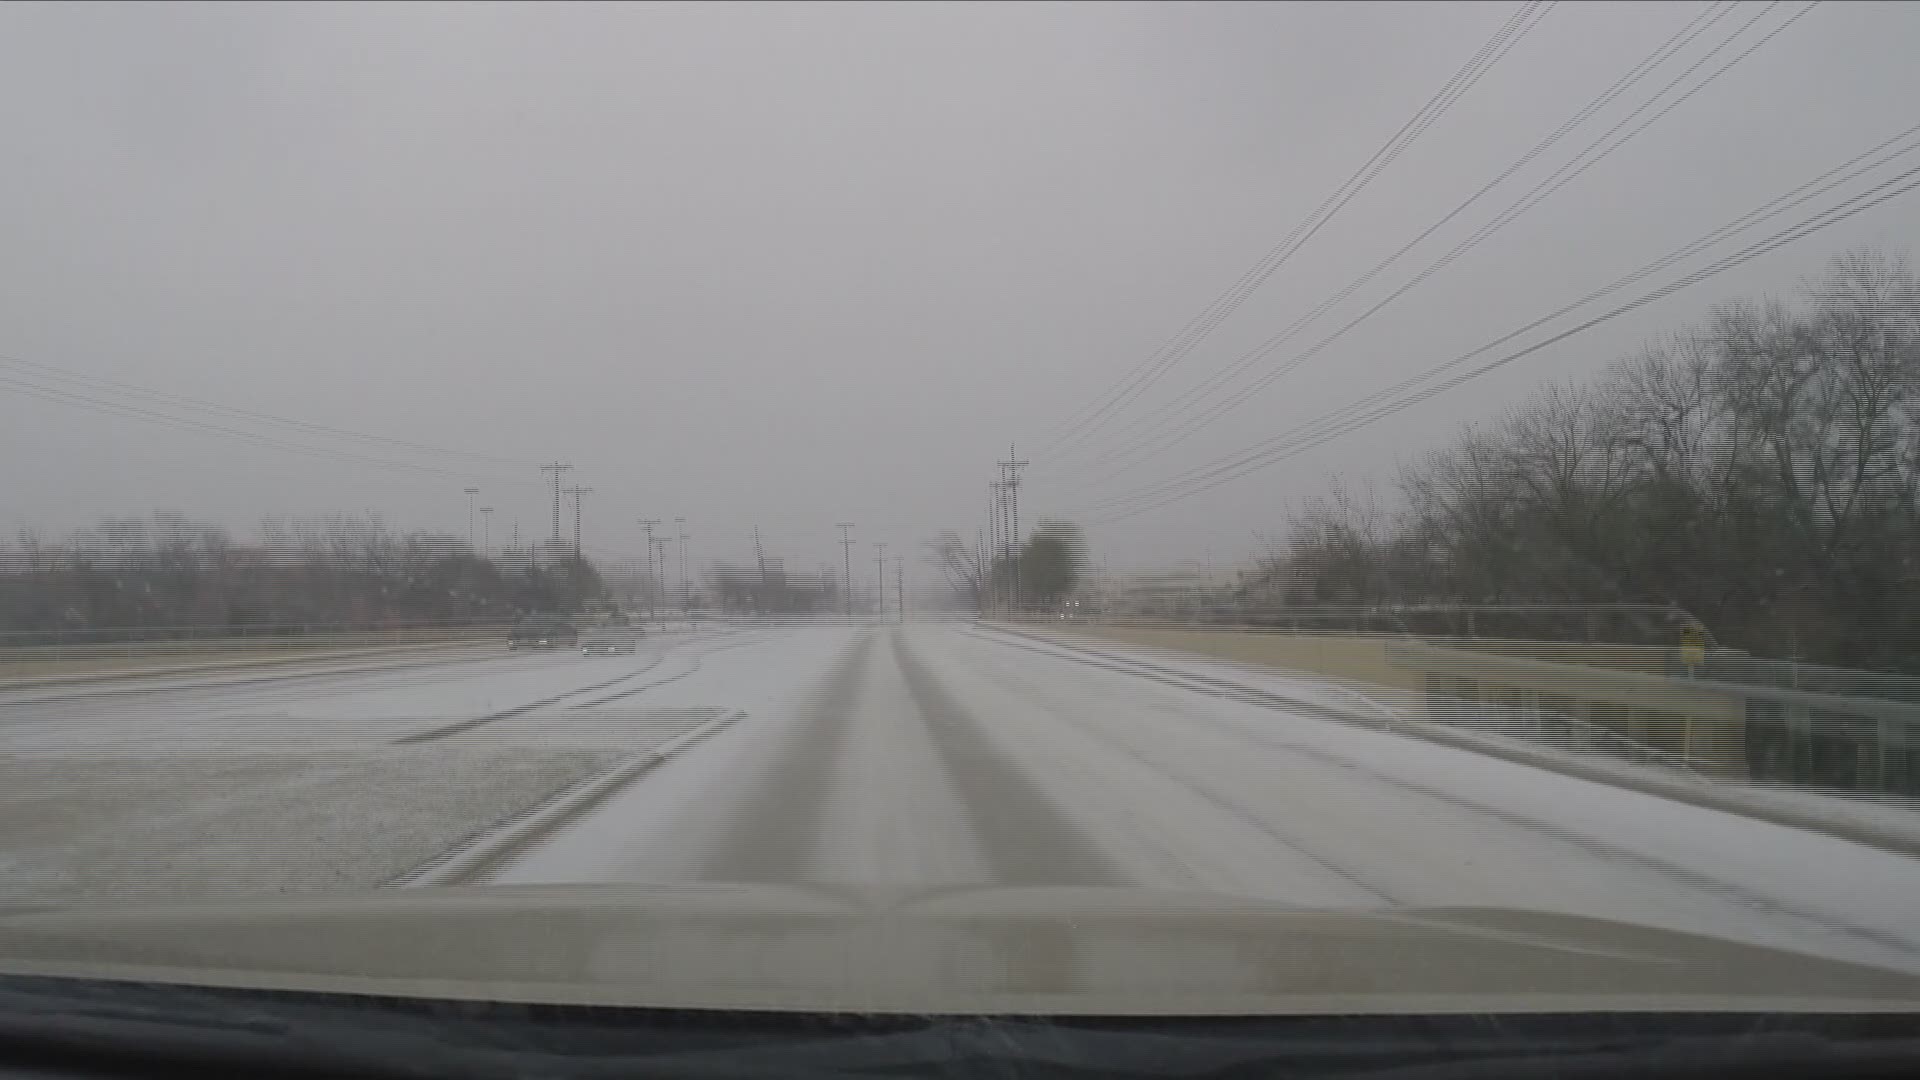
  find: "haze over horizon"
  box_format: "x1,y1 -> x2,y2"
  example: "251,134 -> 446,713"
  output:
4,1 -> 1918,574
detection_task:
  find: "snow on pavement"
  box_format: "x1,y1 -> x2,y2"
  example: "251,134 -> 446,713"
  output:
9,619 -> 1920,979
0,627 -> 758,902
498,623 -> 1920,976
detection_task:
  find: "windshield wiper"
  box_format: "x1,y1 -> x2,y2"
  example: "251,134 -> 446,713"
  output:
2,975 -> 1919,1079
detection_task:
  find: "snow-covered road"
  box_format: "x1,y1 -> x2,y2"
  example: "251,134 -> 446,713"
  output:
6,621 -> 1920,976
495,623 -> 1920,975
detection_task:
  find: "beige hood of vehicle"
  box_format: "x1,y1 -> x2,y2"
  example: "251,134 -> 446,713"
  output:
0,883 -> 1916,1015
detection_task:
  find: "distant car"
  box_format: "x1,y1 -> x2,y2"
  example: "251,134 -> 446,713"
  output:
508,617 -> 577,650
580,627 -> 639,656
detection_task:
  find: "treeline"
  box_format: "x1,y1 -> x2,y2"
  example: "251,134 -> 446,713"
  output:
0,514 -> 604,641
704,564 -> 837,615
929,520 -> 1086,612
1255,251 -> 1920,673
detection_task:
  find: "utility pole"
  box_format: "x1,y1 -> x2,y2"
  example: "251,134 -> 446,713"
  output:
896,556 -> 905,624
836,523 -> 855,620
999,445 -> 1028,613
874,542 -> 887,619
638,519 -> 661,619
975,527 -> 986,615
464,488 -> 479,551
675,518 -> 688,613
539,463 -> 572,556
753,528 -> 768,616
987,480 -> 1002,615
652,538 -> 671,614
1002,480 -> 1013,611
995,479 -> 1012,614
479,507 -> 494,558
563,486 -> 593,561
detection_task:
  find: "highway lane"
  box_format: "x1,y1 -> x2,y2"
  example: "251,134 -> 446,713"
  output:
6,619 -> 1920,975
496,623 -> 1920,975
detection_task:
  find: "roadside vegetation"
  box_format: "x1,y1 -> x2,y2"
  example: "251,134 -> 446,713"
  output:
1252,251 -> 1920,673
0,514 -> 604,642
930,519 -> 1087,613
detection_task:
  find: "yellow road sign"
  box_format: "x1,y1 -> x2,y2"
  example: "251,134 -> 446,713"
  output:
1679,625 -> 1707,669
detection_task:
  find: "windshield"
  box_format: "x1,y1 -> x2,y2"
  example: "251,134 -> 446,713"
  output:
5,0 -> 1920,1050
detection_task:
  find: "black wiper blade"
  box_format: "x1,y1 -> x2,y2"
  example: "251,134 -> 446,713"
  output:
3,975 -> 1920,1079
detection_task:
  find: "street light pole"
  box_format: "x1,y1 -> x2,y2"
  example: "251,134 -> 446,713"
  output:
874,542 -> 887,620
638,519 -> 661,621
464,488 -> 479,551
479,507 -> 494,558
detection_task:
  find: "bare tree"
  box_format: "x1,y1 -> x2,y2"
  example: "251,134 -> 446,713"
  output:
1262,250 -> 1920,672
928,531 -> 988,611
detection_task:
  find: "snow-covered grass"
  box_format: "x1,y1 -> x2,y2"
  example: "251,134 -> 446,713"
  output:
0,628 -> 759,903
0,745 -> 624,902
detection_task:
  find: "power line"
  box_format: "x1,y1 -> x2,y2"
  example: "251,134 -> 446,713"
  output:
1056,1 -> 1740,481
1046,1 -> 1548,463
0,369 -> 506,483
1076,1 -> 1814,485
1040,1 -> 1552,464
1078,135 -> 1920,523
1080,119 -> 1920,518
0,353 -> 538,469
1088,160 -> 1920,521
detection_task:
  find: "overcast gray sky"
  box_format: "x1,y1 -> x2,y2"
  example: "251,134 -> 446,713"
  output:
3,1 -> 1918,575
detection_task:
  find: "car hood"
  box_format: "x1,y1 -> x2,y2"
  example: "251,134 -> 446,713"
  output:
0,883 -> 1916,1015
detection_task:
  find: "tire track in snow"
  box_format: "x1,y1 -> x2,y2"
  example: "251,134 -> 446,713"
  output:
891,630 -> 1123,887
697,631 -> 875,882
956,636 -> 1399,902
972,627 -> 1920,961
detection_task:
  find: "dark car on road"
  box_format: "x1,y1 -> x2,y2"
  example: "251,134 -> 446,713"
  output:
580,626 -> 640,656
508,616 -> 577,650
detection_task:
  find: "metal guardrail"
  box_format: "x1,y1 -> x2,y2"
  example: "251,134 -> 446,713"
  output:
1386,639 -> 1920,797
1065,616 -> 1920,800
1128,603 -> 1715,649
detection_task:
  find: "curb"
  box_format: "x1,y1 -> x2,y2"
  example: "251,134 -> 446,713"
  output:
393,709 -> 748,887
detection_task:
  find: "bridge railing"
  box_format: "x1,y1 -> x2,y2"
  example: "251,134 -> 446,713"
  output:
1055,619 -> 1920,800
